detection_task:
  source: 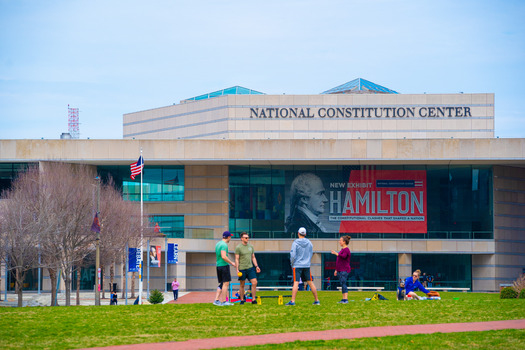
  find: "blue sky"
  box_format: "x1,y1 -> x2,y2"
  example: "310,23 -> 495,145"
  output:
1,0 -> 524,139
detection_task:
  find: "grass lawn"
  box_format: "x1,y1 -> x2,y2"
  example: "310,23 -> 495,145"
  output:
0,291 -> 523,349
223,329 -> 525,349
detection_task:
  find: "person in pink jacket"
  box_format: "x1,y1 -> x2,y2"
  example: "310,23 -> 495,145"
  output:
171,278 -> 180,301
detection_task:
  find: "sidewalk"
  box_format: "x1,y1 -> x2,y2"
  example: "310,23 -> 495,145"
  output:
0,290 -> 188,307
82,319 -> 525,350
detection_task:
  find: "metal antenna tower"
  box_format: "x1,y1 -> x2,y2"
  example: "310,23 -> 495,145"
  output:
68,105 -> 80,139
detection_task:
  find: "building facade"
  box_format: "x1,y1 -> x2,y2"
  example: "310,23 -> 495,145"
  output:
1,79 -> 524,293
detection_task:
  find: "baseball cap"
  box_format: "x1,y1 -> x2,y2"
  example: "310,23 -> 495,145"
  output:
298,227 -> 307,235
223,231 -> 232,238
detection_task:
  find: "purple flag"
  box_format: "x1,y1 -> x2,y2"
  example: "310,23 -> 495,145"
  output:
91,212 -> 101,233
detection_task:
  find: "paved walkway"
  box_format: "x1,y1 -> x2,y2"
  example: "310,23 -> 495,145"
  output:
0,290 -> 187,307
168,291 -> 215,305
83,319 -> 525,350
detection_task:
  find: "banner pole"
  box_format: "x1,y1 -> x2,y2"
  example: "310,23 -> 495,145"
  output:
125,243 -> 128,305
164,237 -> 168,293
147,239 -> 150,298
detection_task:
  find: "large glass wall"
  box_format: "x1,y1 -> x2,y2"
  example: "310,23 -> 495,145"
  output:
149,215 -> 184,238
97,165 -> 184,202
229,165 -> 493,239
0,163 -> 34,193
248,252 -> 398,290
72,266 -> 96,291
6,267 -> 42,291
412,254 -> 472,289
252,253 -> 293,287
229,166 -> 286,236
322,253 -> 398,290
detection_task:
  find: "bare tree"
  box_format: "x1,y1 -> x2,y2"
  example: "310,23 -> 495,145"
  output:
0,166 -> 44,307
38,162 -> 97,306
0,162 -> 144,307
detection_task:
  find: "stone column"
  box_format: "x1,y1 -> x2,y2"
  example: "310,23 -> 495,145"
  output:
398,253 -> 412,281
175,251 -> 187,291
311,253 -> 322,290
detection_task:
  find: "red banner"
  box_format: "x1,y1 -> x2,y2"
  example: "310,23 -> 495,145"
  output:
333,170 -> 427,233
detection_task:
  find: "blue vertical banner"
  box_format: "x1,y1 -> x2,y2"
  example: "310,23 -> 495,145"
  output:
128,248 -> 140,272
167,243 -> 179,264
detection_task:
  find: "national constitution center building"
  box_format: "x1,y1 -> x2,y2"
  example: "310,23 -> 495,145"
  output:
1,78 -> 524,293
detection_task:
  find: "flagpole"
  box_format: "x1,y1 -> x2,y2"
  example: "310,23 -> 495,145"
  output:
138,147 -> 144,304
95,177 -> 101,306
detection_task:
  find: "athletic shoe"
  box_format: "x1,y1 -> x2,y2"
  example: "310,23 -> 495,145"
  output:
285,301 -> 295,306
312,301 -> 321,305
221,301 -> 234,306
240,300 -> 245,305
213,300 -> 221,306
338,300 -> 348,304
252,300 -> 258,304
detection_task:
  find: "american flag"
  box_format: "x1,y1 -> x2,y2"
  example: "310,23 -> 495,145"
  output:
130,156 -> 144,180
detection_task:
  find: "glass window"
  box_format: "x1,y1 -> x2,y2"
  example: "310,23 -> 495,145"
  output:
229,166 -> 285,236
0,163 -> 33,193
97,165 -> 184,202
322,253 -> 398,290
149,215 -> 184,238
412,254 -> 472,289
72,265 -> 96,291
6,266 -> 42,291
251,253 -> 293,286
250,252 -> 398,290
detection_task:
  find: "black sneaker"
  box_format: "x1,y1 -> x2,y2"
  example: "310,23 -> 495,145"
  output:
240,299 -> 245,305
252,300 -> 258,304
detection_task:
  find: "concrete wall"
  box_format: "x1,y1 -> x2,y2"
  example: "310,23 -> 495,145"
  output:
489,166 -> 525,290
123,93 -> 494,140
145,165 -> 229,239
1,139 -> 523,166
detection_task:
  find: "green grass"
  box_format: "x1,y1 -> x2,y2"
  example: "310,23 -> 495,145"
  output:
0,291 -> 523,349
223,330 -> 525,349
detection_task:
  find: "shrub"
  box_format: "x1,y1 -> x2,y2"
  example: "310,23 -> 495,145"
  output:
148,289 -> 164,304
500,287 -> 518,299
519,289 -> 525,299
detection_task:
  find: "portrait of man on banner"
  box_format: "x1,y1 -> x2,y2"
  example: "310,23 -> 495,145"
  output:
284,169 -> 428,235
285,172 -> 329,234
150,246 -> 161,267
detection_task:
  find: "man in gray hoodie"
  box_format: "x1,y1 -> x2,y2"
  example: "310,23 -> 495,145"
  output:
286,227 -> 320,305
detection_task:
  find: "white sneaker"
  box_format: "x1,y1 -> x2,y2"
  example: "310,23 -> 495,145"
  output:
213,300 -> 221,306
221,301 -> 234,306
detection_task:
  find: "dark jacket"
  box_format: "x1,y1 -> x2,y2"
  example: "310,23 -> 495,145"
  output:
286,209 -> 324,234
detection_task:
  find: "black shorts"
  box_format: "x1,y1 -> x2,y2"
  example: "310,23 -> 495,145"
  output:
239,267 -> 257,281
293,267 -> 312,282
216,265 -> 231,284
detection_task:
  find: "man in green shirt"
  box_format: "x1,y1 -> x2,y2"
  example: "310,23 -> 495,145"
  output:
235,232 -> 261,304
214,231 -> 236,306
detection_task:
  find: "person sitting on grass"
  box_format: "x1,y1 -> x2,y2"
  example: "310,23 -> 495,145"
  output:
404,269 -> 430,300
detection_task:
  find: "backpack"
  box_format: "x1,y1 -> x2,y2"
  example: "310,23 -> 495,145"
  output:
371,293 -> 388,301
